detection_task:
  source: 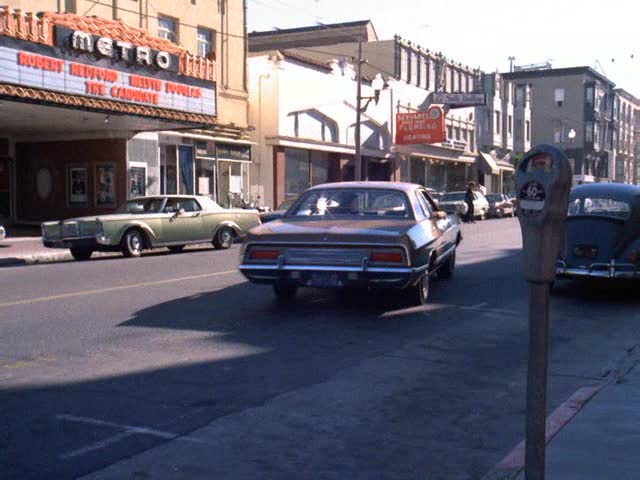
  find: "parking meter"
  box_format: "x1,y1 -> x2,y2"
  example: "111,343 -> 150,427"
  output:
515,144 -> 571,480
516,144 -> 572,284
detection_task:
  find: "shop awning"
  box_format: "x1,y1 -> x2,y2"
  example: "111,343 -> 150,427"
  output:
497,161 -> 515,172
409,152 -> 476,165
478,152 -> 500,175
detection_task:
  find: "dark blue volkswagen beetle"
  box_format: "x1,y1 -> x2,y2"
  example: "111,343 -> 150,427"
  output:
556,183 -> 640,280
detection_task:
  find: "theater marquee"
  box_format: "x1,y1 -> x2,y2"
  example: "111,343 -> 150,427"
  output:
0,22 -> 216,117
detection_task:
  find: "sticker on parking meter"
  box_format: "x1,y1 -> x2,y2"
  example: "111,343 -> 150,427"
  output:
519,181 -> 546,213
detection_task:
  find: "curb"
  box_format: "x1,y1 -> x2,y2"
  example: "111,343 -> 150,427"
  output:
481,381 -> 607,480
0,252 -> 72,267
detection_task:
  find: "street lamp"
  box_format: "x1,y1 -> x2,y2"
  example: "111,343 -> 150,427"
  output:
355,65 -> 386,181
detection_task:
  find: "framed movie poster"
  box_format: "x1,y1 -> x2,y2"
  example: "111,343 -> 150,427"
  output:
68,167 -> 88,205
129,162 -> 147,198
96,164 -> 116,206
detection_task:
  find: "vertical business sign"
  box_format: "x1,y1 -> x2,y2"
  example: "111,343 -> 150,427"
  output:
395,106 -> 446,145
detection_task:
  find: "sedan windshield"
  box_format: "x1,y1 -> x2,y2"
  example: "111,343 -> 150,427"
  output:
117,198 -> 165,214
441,192 -> 466,202
277,198 -> 296,211
290,188 -> 410,218
485,194 -> 503,202
568,197 -> 631,220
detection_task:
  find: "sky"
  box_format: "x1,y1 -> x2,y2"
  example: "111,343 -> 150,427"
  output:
247,0 -> 640,97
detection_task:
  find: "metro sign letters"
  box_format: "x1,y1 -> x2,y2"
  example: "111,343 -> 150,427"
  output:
70,30 -> 173,71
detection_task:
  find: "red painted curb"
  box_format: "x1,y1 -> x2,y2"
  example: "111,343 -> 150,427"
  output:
496,381 -> 608,470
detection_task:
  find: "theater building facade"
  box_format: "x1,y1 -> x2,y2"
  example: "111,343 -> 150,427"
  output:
0,9 -> 220,222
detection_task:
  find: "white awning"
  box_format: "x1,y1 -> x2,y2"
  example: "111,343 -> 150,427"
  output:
478,152 -> 500,175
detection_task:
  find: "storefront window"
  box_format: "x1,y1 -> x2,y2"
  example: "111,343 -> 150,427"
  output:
410,157 -> 425,185
219,161 -> 247,207
197,159 -> 216,197
285,148 -> 310,198
311,151 -> 329,186
448,163 -> 467,191
425,162 -> 446,192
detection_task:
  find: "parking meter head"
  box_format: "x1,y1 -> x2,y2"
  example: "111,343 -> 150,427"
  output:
516,144 -> 572,283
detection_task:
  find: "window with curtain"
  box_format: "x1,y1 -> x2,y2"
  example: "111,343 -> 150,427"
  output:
197,28 -> 215,59
158,15 -> 178,43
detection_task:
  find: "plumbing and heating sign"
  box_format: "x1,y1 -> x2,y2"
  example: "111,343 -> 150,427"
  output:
0,28 -> 216,116
395,106 -> 446,145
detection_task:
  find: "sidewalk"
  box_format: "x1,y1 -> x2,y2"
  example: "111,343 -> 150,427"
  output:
543,361 -> 640,480
0,232 -> 72,266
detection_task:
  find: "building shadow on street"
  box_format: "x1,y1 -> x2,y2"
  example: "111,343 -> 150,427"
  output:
5,247 -> 637,480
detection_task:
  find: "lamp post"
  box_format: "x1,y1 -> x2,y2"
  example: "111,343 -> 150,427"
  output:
354,36 -> 385,181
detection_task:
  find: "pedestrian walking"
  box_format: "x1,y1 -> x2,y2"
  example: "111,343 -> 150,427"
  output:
465,182 -> 476,223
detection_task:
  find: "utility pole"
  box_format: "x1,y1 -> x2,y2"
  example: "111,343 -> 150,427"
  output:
354,36 -> 363,181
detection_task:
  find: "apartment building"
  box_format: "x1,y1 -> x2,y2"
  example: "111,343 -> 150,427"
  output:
503,67 -> 618,185
614,89 -> 639,184
474,73 -> 531,193
0,1 -> 249,223
249,21 -> 483,203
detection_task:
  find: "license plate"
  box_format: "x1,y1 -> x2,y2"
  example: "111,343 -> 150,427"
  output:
307,272 -> 341,288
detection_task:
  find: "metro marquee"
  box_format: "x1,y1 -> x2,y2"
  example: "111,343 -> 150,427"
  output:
0,46 -> 217,116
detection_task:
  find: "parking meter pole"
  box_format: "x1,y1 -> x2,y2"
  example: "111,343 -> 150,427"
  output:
515,144 -> 572,480
525,282 -> 550,480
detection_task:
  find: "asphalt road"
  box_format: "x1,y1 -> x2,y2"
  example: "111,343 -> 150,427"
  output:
1,218 -> 640,480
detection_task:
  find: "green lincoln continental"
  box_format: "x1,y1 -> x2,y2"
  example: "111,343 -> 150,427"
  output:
42,195 -> 261,260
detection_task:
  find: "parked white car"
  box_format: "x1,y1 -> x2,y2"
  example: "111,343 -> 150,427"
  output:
0,225 -> 5,241
438,191 -> 490,220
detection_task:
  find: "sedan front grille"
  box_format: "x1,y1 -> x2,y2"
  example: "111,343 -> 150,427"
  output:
285,248 -> 367,266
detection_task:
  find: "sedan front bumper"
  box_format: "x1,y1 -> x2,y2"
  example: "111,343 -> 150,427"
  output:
239,263 -> 427,289
556,260 -> 640,279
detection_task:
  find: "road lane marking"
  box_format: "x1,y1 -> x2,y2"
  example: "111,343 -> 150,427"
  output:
57,414 -> 179,439
1,356 -> 55,369
57,414 -> 205,460
0,270 -> 239,309
60,432 -> 135,460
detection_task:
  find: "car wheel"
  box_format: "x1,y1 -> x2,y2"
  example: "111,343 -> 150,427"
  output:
168,245 -> 185,253
437,251 -> 456,280
273,282 -> 297,302
121,228 -> 145,258
404,274 -> 429,306
70,248 -> 93,261
213,227 -> 235,250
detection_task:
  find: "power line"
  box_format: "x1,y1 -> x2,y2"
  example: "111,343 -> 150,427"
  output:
78,0 -> 247,40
